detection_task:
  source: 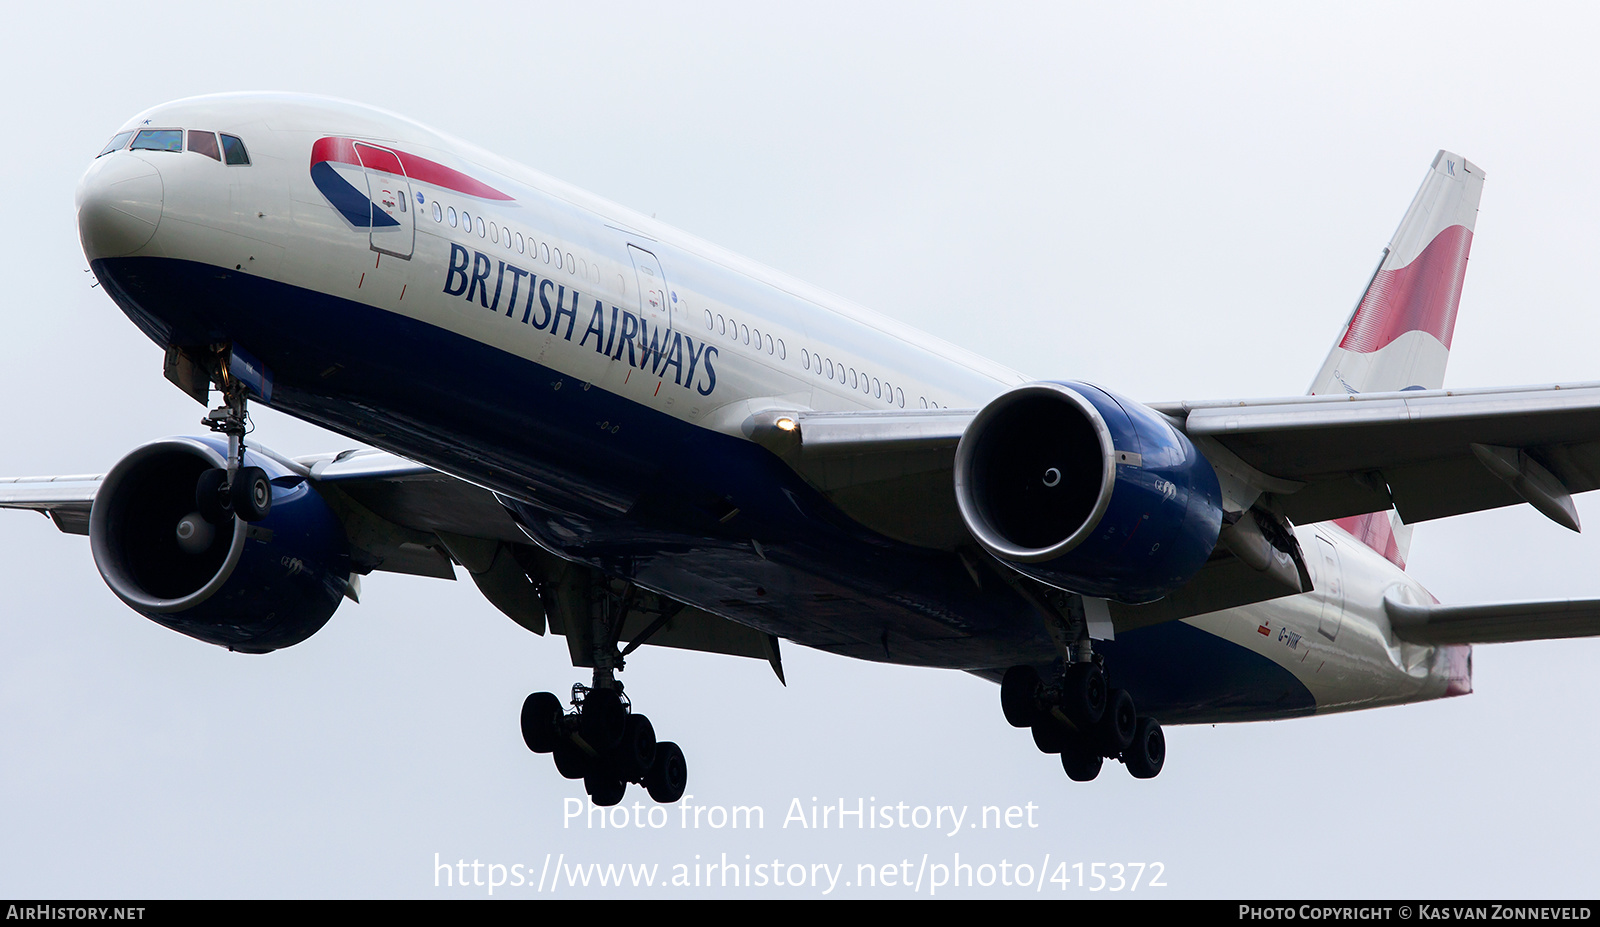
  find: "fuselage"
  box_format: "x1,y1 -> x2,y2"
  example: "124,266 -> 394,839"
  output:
75,93 -> 1469,723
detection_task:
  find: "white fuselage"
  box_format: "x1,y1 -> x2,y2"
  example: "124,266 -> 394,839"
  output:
77,93 -> 1469,721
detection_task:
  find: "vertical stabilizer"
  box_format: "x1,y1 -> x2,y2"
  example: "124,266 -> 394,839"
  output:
1315,152 -> 1484,569
1310,151 -> 1485,397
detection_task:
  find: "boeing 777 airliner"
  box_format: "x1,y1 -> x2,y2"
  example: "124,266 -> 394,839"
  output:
10,93 -> 1600,805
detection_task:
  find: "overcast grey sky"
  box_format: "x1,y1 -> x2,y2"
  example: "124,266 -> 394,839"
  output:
4,2 -> 1600,898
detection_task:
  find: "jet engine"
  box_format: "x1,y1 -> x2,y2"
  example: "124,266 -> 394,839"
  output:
89,437 -> 352,653
954,381 -> 1223,604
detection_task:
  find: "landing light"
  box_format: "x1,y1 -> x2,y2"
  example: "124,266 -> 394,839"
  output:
776,417 -> 796,432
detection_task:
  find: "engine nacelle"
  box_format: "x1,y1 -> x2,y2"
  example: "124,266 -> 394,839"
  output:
954,381 -> 1223,604
89,437 -> 352,653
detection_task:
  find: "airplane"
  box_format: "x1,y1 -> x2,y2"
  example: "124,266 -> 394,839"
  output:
10,91 -> 1600,806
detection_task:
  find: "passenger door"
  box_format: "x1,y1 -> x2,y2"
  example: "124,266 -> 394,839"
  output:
354,143 -> 414,260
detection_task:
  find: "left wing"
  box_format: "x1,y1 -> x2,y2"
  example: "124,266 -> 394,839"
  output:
1156,380 -> 1600,530
1386,596 -> 1600,645
747,381 -> 1600,629
753,380 -> 1600,544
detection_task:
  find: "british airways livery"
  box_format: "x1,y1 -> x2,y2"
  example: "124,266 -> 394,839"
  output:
13,92 -> 1600,805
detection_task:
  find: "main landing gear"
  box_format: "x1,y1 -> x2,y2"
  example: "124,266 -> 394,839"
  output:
1000,660 -> 1166,781
518,572 -> 689,806
520,685 -> 687,806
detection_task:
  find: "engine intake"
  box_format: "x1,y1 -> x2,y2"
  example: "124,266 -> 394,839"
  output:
954,381 -> 1222,603
89,437 -> 351,653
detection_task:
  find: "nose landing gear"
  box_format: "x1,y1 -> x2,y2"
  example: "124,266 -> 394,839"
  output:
194,352 -> 272,527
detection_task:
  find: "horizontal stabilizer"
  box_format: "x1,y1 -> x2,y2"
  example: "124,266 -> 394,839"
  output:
1386,595 -> 1600,645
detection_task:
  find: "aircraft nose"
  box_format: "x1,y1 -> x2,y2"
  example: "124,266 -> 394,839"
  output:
76,155 -> 163,260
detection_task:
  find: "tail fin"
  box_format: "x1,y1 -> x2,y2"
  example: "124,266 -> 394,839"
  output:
1309,151 -> 1485,397
1314,152 -> 1485,569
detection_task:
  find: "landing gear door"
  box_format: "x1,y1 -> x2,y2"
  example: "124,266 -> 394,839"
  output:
1314,534 -> 1345,641
627,245 -> 672,331
354,142 -> 414,260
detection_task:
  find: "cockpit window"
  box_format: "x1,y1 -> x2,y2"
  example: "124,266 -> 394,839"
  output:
220,134 -> 250,166
187,130 -> 220,161
130,129 -> 183,152
97,131 -> 135,157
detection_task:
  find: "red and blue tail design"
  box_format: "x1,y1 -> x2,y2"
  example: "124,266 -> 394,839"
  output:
1314,151 -> 1485,569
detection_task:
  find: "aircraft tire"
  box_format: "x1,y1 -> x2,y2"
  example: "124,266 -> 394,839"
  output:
1062,662 -> 1107,730
585,774 -> 627,807
580,688 -> 627,753
1125,717 -> 1165,779
1000,665 -> 1040,728
1031,716 -> 1068,754
552,737 -> 593,780
645,741 -> 687,803
606,713 -> 657,782
520,692 -> 563,753
1095,688 -> 1137,757
229,466 -> 272,522
1060,737 -> 1103,782
195,468 -> 231,525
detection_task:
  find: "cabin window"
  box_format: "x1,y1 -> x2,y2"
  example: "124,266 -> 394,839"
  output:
131,129 -> 183,152
220,134 -> 250,165
778,339 -> 786,360
475,216 -> 486,238
704,310 -> 713,330
97,131 -> 135,157
448,207 -> 458,228
490,222 -> 499,244
515,232 -> 525,253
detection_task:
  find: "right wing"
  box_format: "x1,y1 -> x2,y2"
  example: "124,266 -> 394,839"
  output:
0,448 -> 783,672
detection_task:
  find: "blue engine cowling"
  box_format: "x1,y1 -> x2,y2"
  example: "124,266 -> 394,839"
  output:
953,381 -> 1223,604
88,437 -> 352,653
